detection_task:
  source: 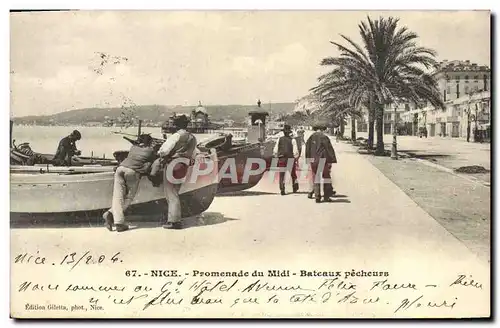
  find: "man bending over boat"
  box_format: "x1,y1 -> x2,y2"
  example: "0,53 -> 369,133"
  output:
103,134 -> 156,232
154,114 -> 197,230
53,130 -> 82,166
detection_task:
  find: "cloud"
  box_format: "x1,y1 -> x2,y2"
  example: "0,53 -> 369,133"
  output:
231,43 -> 310,78
264,43 -> 309,74
9,11 -> 490,116
231,56 -> 258,77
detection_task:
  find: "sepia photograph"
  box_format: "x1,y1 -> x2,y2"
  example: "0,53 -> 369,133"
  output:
9,9 -> 491,319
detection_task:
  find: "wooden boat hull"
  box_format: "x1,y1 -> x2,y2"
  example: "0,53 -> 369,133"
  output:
11,148 -> 118,167
216,141 -> 275,193
10,150 -> 219,220
198,135 -> 275,194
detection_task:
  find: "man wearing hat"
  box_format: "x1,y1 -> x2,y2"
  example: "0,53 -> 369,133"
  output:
53,130 -> 82,166
305,122 -> 337,203
273,124 -> 299,195
103,134 -> 157,232
156,114 -> 198,229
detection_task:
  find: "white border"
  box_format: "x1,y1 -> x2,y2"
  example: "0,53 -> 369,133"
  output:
2,1 -> 498,327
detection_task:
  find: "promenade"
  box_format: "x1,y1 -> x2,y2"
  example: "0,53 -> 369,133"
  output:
356,132 -> 491,183
10,135 -> 490,318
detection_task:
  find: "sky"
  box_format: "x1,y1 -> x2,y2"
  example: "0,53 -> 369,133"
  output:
10,10 -> 490,117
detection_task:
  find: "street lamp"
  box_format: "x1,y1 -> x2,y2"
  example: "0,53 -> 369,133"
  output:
391,104 -> 399,160
465,93 -> 473,142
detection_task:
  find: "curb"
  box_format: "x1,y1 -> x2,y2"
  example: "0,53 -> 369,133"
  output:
406,157 -> 490,188
344,141 -> 491,188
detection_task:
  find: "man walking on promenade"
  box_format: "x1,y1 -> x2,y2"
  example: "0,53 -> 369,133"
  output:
155,115 -> 198,229
273,124 -> 299,195
305,122 -> 337,203
103,134 -> 156,232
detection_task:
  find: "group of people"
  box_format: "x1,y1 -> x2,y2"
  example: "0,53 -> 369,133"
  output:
54,117 -> 338,232
54,115 -> 197,233
273,122 -> 337,203
102,114 -> 197,232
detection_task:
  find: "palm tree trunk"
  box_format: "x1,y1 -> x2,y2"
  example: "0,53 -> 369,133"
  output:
351,116 -> 356,141
368,107 -> 375,149
339,117 -> 345,136
375,103 -> 385,155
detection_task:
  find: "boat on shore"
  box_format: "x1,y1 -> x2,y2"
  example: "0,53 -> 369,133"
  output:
197,133 -> 275,193
10,149 -> 219,221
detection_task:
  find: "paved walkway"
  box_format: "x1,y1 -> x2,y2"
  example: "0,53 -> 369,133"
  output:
356,132 -> 491,184
10,137 -> 490,318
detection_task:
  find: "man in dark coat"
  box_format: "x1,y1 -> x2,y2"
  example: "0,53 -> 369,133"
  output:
53,130 -> 82,166
273,124 -> 299,195
305,123 -> 337,203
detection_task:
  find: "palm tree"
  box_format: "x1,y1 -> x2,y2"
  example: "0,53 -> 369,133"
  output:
311,66 -> 370,144
314,16 -> 445,155
311,60 -> 375,148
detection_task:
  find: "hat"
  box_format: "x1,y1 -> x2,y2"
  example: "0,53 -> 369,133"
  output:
137,133 -> 153,145
71,130 -> 81,140
311,120 -> 327,130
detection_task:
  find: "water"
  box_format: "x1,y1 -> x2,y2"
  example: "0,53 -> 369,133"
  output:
11,125 -> 216,158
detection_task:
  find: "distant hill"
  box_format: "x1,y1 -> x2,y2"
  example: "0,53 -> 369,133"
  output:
12,103 -> 296,126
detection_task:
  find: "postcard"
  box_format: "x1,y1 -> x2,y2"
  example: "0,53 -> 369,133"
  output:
10,10 -> 491,318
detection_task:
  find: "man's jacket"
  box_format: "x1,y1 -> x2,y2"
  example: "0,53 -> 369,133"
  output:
305,131 -> 337,164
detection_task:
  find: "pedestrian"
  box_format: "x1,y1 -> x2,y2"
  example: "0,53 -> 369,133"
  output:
53,130 -> 82,166
273,124 -> 299,195
103,134 -> 157,232
306,122 -> 337,203
295,129 -> 306,171
155,114 -> 198,229
295,129 -> 305,156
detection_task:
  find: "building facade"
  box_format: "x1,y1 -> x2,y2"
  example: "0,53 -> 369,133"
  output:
401,60 -> 491,141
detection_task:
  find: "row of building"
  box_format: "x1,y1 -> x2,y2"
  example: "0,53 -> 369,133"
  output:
294,59 -> 491,142
354,59 -> 491,142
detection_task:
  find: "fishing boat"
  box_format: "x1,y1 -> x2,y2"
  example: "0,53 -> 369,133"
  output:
197,110 -> 276,193
112,111 -> 276,194
10,149 -> 219,220
10,145 -> 118,166
9,121 -> 118,167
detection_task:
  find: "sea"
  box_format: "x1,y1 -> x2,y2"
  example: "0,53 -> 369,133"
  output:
11,125 -> 217,158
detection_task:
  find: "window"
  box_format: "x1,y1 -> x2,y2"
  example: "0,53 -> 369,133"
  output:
465,86 -> 469,94
456,76 -> 461,80
465,75 -> 469,83
396,113 -> 400,120
404,104 -> 410,111
445,75 -> 450,81
474,75 -> 479,79
447,86 -> 451,94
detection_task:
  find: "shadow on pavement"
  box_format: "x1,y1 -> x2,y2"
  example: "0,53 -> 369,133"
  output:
216,190 -> 276,197
10,211 -> 237,230
333,194 -> 348,198
323,199 -> 351,204
126,212 -> 239,231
